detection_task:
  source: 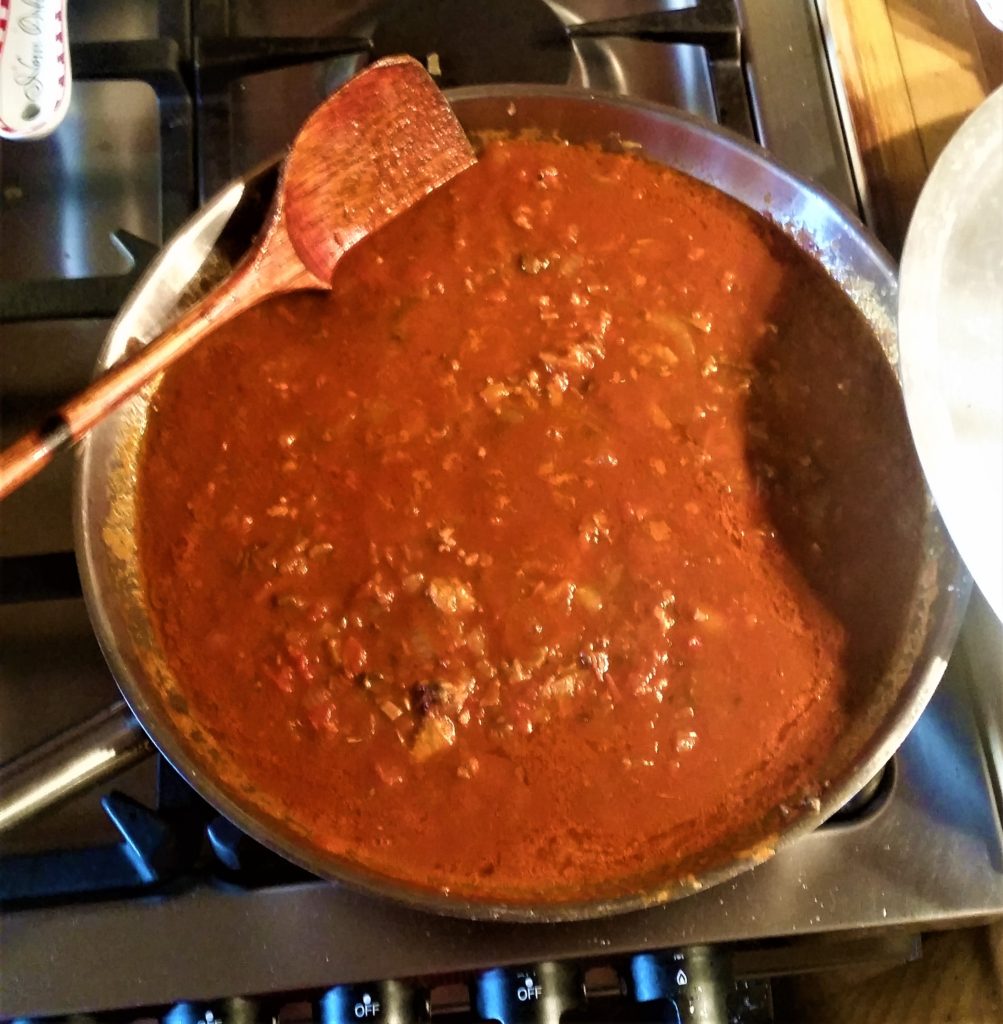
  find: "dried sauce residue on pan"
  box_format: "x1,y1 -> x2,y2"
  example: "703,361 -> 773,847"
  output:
137,139 -> 926,902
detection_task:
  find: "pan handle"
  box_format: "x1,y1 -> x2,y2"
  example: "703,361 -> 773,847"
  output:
0,700 -> 153,834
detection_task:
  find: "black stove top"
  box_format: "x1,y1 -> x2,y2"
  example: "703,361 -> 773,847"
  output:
2,2 -> 1001,1021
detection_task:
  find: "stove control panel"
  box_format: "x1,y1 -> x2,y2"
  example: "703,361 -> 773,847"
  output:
18,948 -> 770,1024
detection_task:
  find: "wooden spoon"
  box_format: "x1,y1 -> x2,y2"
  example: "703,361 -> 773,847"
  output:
0,55 -> 475,500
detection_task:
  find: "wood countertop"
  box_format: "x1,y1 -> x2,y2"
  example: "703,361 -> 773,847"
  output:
823,0 -> 1001,254
773,2 -> 1002,1021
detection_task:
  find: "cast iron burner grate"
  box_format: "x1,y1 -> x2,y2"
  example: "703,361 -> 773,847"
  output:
369,0 -> 573,87
192,0 -> 752,192
0,0 -> 749,328
0,0 -> 851,912
0,38 -> 193,324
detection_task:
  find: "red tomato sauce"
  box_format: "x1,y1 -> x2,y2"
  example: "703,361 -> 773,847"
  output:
137,139 -> 925,902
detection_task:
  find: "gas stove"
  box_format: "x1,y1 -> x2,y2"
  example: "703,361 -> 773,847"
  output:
2,2 -> 1002,1021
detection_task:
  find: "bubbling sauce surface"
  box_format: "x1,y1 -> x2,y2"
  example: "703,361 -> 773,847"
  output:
138,139 -> 925,902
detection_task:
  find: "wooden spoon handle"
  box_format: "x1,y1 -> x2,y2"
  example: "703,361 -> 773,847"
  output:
0,230 -> 316,501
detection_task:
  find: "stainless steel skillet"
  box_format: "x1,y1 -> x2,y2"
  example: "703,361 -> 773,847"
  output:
1,86 -> 969,921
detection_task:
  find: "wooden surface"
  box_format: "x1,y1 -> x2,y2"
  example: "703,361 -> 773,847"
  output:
776,3 -> 1002,1021
774,925 -> 1003,1022
825,0 -> 1001,253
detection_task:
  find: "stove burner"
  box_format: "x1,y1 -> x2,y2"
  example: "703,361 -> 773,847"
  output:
369,0 -> 571,87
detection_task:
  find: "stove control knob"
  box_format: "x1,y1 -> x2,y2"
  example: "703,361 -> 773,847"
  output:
473,961 -> 584,1024
162,999 -> 274,1024
627,948 -> 731,1023
317,979 -> 430,1024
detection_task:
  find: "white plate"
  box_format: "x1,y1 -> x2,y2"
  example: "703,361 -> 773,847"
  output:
899,87 -> 1003,621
